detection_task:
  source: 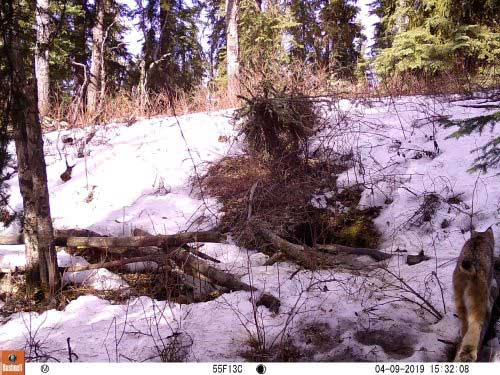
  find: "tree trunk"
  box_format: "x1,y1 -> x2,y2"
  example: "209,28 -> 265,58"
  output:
225,0 -> 239,103
87,0 -> 105,113
5,11 -> 61,299
35,0 -> 50,116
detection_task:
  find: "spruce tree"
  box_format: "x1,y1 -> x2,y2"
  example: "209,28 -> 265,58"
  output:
138,0 -> 204,95
372,0 -> 500,78
288,0 -> 363,78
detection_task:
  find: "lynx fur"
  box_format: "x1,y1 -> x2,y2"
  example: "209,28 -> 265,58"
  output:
453,227 -> 497,362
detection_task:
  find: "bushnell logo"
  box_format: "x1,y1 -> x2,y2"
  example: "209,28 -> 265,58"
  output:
1,350 -> 25,375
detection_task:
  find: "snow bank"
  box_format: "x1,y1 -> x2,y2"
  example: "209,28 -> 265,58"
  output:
0,98 -> 499,362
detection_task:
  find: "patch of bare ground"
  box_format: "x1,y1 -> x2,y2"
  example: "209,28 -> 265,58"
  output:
354,328 -> 416,359
241,336 -> 303,362
241,321 -> 361,362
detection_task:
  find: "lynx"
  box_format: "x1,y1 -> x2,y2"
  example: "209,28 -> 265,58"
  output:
453,227 -> 497,362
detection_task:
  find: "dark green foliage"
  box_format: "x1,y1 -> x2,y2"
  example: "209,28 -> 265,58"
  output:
235,82 -> 318,162
238,0 -> 295,67
0,1 -> 26,222
472,137 -> 500,173
442,111 -> 500,172
102,1 -> 135,93
207,0 -> 364,82
289,0 -> 364,77
370,0 -> 398,50
374,25 -> 500,77
45,0 -> 134,99
49,0 -> 90,91
204,0 -> 226,82
372,0 -> 500,78
141,0 -> 204,94
206,0 -> 295,83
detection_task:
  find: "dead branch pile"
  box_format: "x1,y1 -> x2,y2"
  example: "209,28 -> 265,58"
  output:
199,81 -> 386,270
0,228 -> 281,306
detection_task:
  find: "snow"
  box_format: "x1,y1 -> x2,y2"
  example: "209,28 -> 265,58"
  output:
0,96 -> 499,362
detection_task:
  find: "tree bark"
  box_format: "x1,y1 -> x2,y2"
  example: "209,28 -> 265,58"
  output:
5,11 -> 60,298
225,0 -> 239,103
35,0 -> 50,116
87,0 -> 105,113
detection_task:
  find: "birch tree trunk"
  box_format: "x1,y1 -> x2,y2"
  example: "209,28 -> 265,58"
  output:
225,0 -> 240,103
87,0 -> 105,113
5,7 -> 60,299
35,0 -> 50,116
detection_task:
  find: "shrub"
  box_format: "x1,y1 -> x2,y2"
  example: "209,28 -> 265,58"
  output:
235,80 -> 320,165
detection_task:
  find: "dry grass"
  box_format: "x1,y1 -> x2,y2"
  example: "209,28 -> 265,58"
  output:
366,71 -> 500,99
202,154 -> 380,254
239,61 -> 500,103
46,85 -> 236,130
0,272 -> 133,315
45,62 -> 499,132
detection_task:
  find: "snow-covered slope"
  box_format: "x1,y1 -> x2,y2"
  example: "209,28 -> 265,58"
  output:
0,96 -> 498,362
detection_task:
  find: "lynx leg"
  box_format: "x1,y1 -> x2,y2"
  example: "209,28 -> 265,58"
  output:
455,295 -> 468,337
456,294 -> 488,362
456,319 -> 482,362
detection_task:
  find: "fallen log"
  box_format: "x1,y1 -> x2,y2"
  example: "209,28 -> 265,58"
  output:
184,246 -> 221,264
170,248 -> 255,292
0,254 -> 166,274
135,228 -> 280,308
133,228 -> 221,262
64,254 -> 166,273
132,229 -> 240,288
406,250 -> 430,266
252,221 -> 391,269
170,248 -> 281,311
316,244 -> 392,262
0,234 -> 23,245
132,228 -> 152,236
54,228 -> 105,246
167,263 -> 227,303
0,228 -> 104,246
0,265 -> 25,273
252,221 -> 340,269
66,231 -> 223,248
0,229 -> 223,248
264,252 -> 285,266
